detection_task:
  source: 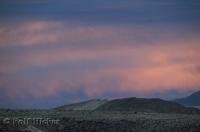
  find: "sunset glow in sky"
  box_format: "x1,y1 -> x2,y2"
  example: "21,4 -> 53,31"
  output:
0,0 -> 200,108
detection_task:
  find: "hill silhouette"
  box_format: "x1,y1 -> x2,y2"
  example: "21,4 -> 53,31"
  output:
55,99 -> 107,111
173,90 -> 200,107
96,97 -> 200,114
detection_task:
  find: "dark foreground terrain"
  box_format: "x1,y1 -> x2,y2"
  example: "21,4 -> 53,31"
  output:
0,110 -> 200,132
1,96 -> 200,132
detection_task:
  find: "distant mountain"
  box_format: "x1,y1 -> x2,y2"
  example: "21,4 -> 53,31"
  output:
194,106 -> 200,109
173,90 -> 200,107
55,99 -> 108,111
96,97 -> 200,114
55,97 -> 200,114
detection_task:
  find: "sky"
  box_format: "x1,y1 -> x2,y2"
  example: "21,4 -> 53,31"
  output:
0,0 -> 200,108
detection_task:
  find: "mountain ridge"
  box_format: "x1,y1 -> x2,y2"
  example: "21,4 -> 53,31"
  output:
55,99 -> 108,111
95,97 -> 200,114
55,97 -> 200,114
173,90 -> 200,107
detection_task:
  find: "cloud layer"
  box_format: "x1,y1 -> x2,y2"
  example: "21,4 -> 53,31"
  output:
0,0 -> 200,108
0,21 -> 200,109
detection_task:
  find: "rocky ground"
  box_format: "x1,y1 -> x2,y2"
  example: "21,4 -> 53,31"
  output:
0,110 -> 200,132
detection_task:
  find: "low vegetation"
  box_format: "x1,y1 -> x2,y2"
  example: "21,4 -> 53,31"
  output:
0,110 -> 200,132
1,96 -> 200,132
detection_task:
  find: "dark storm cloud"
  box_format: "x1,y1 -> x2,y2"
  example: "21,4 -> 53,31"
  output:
0,0 -> 200,26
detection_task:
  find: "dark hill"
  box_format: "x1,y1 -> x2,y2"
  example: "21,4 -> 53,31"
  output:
173,90 -> 200,107
55,99 -> 108,111
96,97 -> 200,114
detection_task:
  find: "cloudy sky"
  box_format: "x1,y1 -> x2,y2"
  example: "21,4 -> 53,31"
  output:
0,0 -> 200,108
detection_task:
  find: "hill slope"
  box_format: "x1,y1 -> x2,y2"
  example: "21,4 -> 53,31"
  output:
173,90 -> 200,107
96,97 -> 200,114
55,99 -> 108,111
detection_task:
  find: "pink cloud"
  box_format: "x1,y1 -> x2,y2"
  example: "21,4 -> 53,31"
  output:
0,21 -> 200,99
1,20 -> 192,48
